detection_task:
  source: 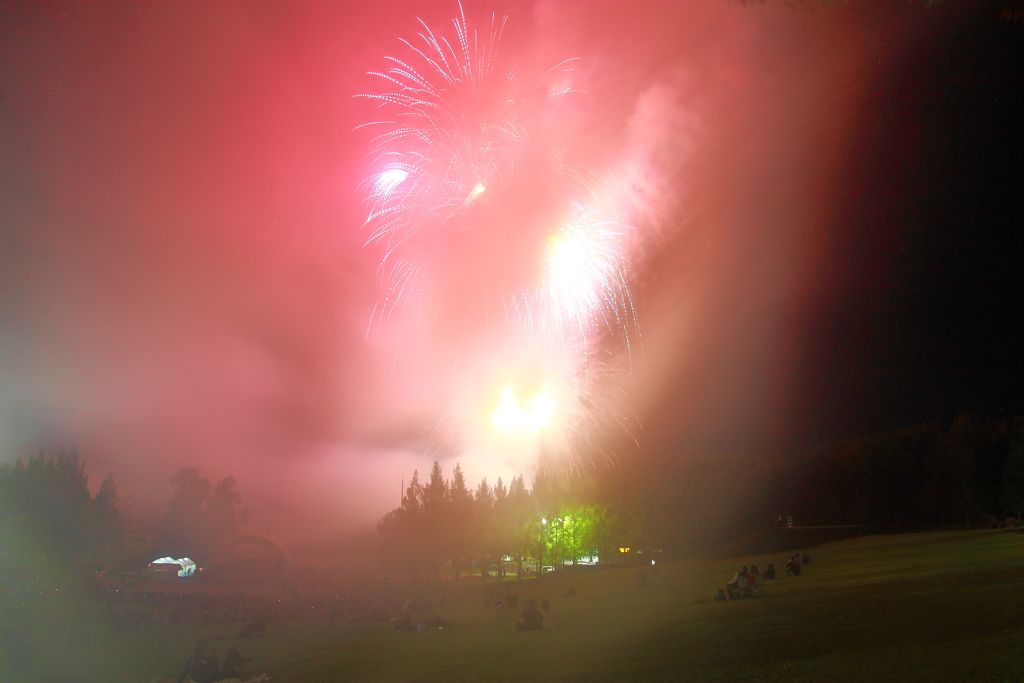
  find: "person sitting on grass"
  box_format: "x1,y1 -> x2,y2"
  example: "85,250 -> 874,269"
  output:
763,563 -> 776,579
516,599 -> 545,631
739,566 -> 751,597
726,566 -> 749,599
219,646 -> 251,680
204,647 -> 220,683
786,555 -> 802,576
542,606 -> 557,629
177,637 -> 211,683
725,571 -> 740,599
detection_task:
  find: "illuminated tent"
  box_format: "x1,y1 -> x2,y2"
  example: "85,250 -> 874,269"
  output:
146,556 -> 197,578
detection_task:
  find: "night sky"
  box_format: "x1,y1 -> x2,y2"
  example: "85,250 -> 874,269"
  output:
1,1 -> 1022,538
777,3 -> 1024,446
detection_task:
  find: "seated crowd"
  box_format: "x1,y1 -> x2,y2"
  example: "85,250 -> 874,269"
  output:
718,554 -> 811,600
177,638 -> 252,683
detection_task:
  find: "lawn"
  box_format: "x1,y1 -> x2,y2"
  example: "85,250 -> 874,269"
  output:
5,529 -> 1024,682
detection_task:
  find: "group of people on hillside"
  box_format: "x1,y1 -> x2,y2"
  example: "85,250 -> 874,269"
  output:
717,552 -> 813,600
720,564 -> 766,600
176,638 -> 252,683
786,553 -> 812,576
393,609 -> 452,632
482,590 -> 518,608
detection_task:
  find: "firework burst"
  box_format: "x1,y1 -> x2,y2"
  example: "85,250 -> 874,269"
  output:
357,3 -> 637,469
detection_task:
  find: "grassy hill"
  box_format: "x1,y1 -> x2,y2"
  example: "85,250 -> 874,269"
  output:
5,529 -> 1024,682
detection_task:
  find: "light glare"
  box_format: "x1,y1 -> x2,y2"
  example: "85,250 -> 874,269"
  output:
492,385 -> 555,433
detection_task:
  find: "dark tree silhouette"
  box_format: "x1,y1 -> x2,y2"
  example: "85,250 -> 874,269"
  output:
92,473 -> 125,549
0,447 -> 123,560
161,467 -> 248,559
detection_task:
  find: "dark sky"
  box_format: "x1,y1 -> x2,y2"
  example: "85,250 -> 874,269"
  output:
1,1 -> 1021,537
774,2 -> 1024,446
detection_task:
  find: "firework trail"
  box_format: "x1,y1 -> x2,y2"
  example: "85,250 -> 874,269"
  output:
356,3 -> 638,468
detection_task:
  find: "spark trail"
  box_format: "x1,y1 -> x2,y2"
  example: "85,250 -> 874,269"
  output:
356,3 -> 638,470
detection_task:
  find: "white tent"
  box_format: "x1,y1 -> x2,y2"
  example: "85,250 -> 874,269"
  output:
147,556 -> 197,578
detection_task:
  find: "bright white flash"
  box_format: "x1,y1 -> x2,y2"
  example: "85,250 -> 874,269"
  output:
492,386 -> 554,433
544,206 -> 622,332
464,182 -> 486,205
373,168 -> 408,198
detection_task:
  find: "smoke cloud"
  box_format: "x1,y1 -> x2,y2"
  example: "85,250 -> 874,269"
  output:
0,1 -> 951,542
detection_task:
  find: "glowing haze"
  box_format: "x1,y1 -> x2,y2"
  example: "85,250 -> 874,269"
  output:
0,1 -> 946,542
356,3 -> 636,476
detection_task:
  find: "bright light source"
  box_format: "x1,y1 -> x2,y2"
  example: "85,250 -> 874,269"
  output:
528,389 -> 554,430
492,387 -> 521,432
492,385 -> 556,433
465,182 -> 486,204
373,168 -> 408,196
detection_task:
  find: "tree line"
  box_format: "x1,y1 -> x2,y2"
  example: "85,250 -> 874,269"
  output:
376,461 -> 659,579
378,414 -> 1024,577
604,414 -> 1024,550
0,449 -> 249,564
777,414 -> 1024,529
157,466 -> 249,561
0,447 -> 123,561
612,413 -> 1024,547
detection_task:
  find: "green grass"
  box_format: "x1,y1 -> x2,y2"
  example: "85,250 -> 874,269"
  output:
6,530 -> 1024,682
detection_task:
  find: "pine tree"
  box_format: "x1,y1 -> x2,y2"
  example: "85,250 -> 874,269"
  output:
162,467 -> 213,557
92,473 -> 125,549
206,476 -> 249,542
422,461 -> 449,580
449,464 -> 472,580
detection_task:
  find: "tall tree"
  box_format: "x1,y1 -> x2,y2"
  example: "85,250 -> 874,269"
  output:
0,447 -> 119,560
472,478 -> 493,579
421,461 -> 449,580
163,467 -> 213,555
403,470 -> 423,513
449,464 -> 472,580
206,476 -> 249,542
92,473 -> 125,549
